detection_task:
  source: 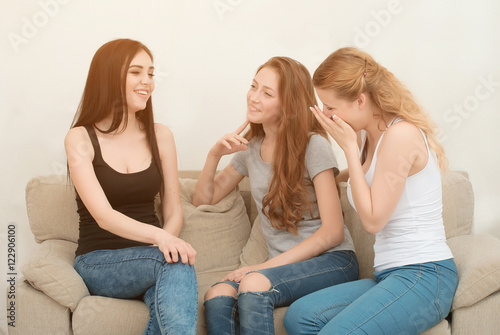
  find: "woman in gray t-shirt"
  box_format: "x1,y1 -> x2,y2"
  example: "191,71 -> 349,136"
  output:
193,56 -> 358,335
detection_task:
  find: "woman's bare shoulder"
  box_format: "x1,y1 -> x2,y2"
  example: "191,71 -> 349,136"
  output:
154,123 -> 174,140
65,126 -> 90,146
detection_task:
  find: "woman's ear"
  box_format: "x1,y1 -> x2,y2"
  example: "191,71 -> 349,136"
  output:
357,93 -> 366,109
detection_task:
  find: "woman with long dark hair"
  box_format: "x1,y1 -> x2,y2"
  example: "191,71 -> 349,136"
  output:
65,39 -> 197,335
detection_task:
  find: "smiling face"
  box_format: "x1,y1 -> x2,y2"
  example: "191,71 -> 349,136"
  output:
316,88 -> 364,131
125,49 -> 155,113
246,67 -> 282,128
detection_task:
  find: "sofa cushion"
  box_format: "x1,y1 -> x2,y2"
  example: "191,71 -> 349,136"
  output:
72,295 -> 148,335
25,175 -> 79,243
420,319 -> 450,335
8,280 -> 73,335
240,216 -> 269,267
20,239 -> 89,311
451,291 -> 500,334
441,171 -> 474,239
178,178 -> 251,274
339,183 -> 376,279
178,171 -> 258,223
447,234 -> 500,310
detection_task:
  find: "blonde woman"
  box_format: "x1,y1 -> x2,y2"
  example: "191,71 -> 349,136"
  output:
285,47 -> 458,334
193,56 -> 358,334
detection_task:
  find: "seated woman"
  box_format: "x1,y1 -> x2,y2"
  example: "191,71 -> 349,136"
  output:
285,47 -> 458,335
192,56 -> 358,335
65,39 -> 197,335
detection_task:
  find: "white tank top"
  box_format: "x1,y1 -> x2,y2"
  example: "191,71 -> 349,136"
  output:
347,118 -> 453,272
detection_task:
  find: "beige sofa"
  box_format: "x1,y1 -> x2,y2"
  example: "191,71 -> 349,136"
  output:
8,170 -> 500,334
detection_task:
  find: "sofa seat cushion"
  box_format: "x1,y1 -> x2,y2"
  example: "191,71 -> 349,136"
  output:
21,239 -> 89,311
420,319 -> 451,335
448,234 -> 500,309
178,178 -> 251,274
7,280 -> 73,335
72,295 -> 148,335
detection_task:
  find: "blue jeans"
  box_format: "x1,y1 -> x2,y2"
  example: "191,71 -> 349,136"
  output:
204,250 -> 358,335
284,258 -> 458,335
74,246 -> 198,335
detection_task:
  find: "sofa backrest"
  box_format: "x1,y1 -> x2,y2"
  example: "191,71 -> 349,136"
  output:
26,175 -> 79,244
24,172 -> 257,244
25,170 -> 474,278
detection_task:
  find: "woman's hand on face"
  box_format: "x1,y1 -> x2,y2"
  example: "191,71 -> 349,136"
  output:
222,265 -> 257,283
156,231 -> 197,265
209,120 -> 250,158
310,105 -> 358,153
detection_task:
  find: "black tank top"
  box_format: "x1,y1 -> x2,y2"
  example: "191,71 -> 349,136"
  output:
75,125 -> 162,256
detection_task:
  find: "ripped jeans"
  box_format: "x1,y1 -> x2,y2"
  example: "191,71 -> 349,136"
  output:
204,250 -> 358,335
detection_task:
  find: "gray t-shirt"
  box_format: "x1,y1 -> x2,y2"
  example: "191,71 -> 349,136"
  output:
230,134 -> 355,258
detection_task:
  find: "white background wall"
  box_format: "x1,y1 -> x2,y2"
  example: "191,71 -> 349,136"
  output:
1,0 -> 499,332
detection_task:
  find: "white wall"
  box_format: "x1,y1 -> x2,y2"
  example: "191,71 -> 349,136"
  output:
1,0 -> 499,331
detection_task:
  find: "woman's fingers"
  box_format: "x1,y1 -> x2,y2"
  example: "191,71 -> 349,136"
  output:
161,239 -> 197,266
311,105 -> 358,152
184,242 -> 197,265
220,139 -> 233,150
234,119 -> 250,135
220,132 -> 248,150
223,271 -> 241,282
310,106 -> 338,135
231,120 -> 250,146
227,134 -> 247,147
222,270 -> 235,281
213,120 -> 250,156
223,269 -> 242,282
163,248 -> 173,263
170,249 -> 179,263
234,134 -> 249,145
221,265 -> 253,282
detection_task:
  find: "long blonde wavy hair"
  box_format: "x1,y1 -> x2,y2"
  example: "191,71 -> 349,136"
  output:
313,47 -> 448,170
244,57 -> 327,234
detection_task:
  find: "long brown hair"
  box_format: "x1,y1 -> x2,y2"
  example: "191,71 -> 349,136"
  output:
313,47 -> 448,170
70,39 -> 163,182
245,57 -> 327,234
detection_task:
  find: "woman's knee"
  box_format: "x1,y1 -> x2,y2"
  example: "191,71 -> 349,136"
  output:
204,283 -> 237,301
238,272 -> 271,293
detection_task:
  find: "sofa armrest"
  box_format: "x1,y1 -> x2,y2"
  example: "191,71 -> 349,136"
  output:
447,234 -> 500,310
21,239 -> 89,311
